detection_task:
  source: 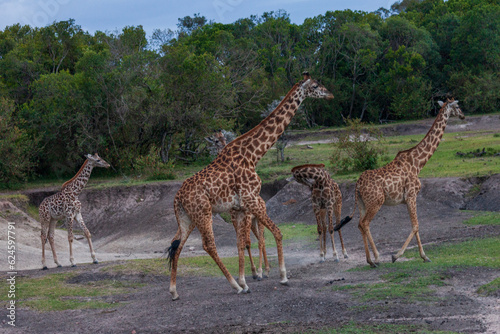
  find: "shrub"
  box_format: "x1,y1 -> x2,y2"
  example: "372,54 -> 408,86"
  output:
134,146 -> 175,181
330,119 -> 386,173
0,98 -> 36,189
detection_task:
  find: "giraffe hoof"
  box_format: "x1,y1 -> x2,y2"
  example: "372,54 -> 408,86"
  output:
280,280 -> 289,286
257,276 -> 262,281
369,263 -> 378,268
93,260 -> 99,264
344,254 -> 349,259
424,258 -> 431,263
391,255 -> 398,263
42,266 -> 48,270
71,264 -> 77,267
334,258 -> 340,263
172,295 -> 180,301
252,275 -> 258,280
57,264 -> 62,268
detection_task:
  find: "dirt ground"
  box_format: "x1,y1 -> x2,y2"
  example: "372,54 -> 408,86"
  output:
1,114 -> 499,333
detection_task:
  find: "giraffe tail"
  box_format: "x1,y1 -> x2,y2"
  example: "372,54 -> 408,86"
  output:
166,239 -> 181,270
334,185 -> 358,231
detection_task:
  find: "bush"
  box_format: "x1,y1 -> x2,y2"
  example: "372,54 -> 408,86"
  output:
133,146 -> 175,181
0,98 -> 36,188
330,119 -> 386,174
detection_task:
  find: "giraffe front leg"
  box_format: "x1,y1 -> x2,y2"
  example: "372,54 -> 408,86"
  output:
327,209 -> 339,263
393,197 -> 430,263
76,213 -> 98,264
66,218 -> 76,267
40,221 -> 49,270
332,199 -> 348,259
314,206 -> 326,263
250,197 -> 287,286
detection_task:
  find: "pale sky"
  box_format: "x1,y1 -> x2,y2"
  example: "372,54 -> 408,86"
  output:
0,0 -> 394,37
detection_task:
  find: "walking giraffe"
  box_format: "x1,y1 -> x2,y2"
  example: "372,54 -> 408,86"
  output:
207,129 -> 271,280
335,99 -> 464,267
38,153 -> 110,269
167,72 -> 334,300
291,164 -> 348,262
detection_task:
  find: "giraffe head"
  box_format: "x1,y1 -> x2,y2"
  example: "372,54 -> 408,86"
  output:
300,71 -> 334,100
438,99 -> 465,120
205,130 -> 227,155
85,153 -> 111,168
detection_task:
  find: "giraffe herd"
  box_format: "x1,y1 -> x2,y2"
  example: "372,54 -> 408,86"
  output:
37,72 -> 465,301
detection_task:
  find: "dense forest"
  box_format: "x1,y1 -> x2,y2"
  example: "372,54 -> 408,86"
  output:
0,0 -> 499,186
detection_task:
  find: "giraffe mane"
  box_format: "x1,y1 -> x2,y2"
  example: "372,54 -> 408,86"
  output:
61,159 -> 89,190
222,81 -> 303,151
291,164 -> 325,172
395,100 -> 450,158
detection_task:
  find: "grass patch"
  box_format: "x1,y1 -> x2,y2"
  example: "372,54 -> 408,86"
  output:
0,273 -> 143,311
332,237 -> 500,303
463,211 -> 500,225
477,277 -> 500,296
258,223 -> 317,249
104,255 -> 277,278
307,321 -> 458,333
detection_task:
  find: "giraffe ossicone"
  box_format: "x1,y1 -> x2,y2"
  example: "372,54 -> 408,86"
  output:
335,98 -> 465,267
38,153 -> 110,269
167,72 -> 334,300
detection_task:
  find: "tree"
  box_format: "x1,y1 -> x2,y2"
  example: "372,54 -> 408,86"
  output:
0,98 -> 35,187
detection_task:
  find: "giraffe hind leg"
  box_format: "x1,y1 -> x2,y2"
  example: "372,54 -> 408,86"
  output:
76,212 -> 98,264
48,220 -> 61,267
168,208 -> 196,301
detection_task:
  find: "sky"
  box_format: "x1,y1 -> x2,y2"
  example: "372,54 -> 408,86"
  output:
0,0 -> 394,37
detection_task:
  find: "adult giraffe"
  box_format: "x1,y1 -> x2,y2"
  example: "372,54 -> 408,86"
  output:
38,153 -> 110,269
335,99 -> 464,267
167,72 -> 334,300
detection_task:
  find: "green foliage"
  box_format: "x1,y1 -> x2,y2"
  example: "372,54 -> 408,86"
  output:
0,98 -> 35,188
330,119 -> 386,173
133,146 -> 175,181
1,2 -> 500,179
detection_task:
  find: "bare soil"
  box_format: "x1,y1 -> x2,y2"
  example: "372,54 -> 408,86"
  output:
0,114 -> 499,334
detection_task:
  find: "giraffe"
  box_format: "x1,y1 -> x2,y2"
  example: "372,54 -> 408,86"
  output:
205,130 -> 227,155
208,129 -> 270,280
334,99 -> 464,267
166,72 -> 334,300
291,164 -> 348,262
38,153 -> 110,269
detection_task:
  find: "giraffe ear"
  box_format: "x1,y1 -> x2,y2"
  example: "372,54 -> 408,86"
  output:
438,101 -> 444,107
301,79 -> 312,88
86,154 -> 92,159
302,71 -> 310,80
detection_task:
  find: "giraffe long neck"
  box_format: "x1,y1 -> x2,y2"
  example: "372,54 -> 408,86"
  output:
407,108 -> 451,174
61,160 -> 94,196
225,83 -> 304,167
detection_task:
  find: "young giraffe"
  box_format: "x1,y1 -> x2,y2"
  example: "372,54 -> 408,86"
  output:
335,99 -> 464,267
291,164 -> 348,262
207,130 -> 271,280
167,72 -> 334,300
38,153 -> 110,269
